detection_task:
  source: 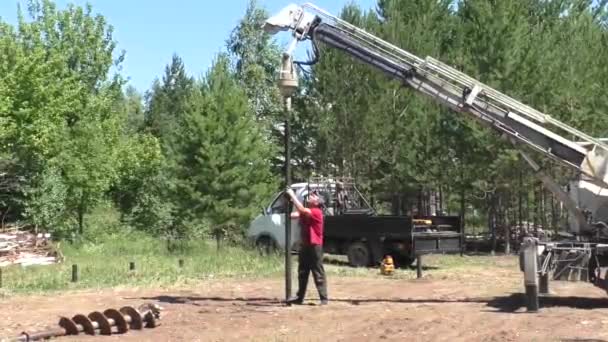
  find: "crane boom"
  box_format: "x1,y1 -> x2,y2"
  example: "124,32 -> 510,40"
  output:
264,3 -> 608,236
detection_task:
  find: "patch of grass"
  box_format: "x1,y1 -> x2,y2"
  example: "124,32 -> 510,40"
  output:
422,253 -> 518,269
0,228 -> 520,297
322,253 -> 519,280
0,232 -> 283,296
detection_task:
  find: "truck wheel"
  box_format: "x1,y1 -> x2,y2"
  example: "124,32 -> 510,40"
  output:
256,236 -> 276,255
347,242 -> 371,267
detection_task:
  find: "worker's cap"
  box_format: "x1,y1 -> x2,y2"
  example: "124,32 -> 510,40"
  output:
309,191 -> 326,205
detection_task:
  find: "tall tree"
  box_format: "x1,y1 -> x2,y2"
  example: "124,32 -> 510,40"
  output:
172,54 -> 277,238
144,54 -> 195,143
123,85 -> 145,133
0,0 -> 133,234
305,1 -> 463,213
226,0 -> 282,122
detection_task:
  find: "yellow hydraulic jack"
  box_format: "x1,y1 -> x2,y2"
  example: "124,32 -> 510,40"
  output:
380,255 -> 395,276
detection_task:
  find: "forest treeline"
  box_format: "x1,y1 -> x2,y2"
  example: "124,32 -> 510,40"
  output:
1,0 -> 607,245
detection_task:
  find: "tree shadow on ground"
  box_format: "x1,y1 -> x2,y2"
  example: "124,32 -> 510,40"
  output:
134,292 -> 608,312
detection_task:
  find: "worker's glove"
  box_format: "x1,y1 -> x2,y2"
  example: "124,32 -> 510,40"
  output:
285,188 -> 295,198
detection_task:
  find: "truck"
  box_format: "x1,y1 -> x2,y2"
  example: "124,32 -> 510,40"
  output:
262,3 -> 608,310
247,178 -> 463,267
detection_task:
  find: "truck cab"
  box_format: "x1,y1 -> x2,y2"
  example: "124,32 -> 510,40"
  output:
247,183 -> 307,253
247,179 -> 371,253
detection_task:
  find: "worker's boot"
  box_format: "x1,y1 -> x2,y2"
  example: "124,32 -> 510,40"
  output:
286,296 -> 304,305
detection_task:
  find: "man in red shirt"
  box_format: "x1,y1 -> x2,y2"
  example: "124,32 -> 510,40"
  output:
285,188 -> 328,305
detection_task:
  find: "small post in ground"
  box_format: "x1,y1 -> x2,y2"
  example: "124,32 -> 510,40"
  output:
216,230 -> 221,252
539,273 -> 549,295
416,254 -> 423,279
71,264 -> 78,283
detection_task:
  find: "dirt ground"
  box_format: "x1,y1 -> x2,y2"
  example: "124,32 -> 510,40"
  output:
3,256 -> 608,342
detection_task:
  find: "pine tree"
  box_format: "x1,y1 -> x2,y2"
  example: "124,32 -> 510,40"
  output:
144,54 -> 195,142
227,0 -> 311,178
123,85 -> 145,133
226,0 -> 282,122
172,54 -> 277,238
124,54 -> 197,237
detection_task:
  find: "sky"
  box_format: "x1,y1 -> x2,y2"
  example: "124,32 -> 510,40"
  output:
0,0 -> 376,93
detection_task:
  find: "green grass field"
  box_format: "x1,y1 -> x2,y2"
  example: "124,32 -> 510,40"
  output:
323,253 -> 517,279
0,228 -> 515,297
0,233 -> 284,295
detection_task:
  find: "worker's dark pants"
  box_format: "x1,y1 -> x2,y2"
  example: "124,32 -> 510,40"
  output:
297,244 -> 328,301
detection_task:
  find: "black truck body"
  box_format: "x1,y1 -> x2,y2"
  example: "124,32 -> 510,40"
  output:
322,213 -> 463,267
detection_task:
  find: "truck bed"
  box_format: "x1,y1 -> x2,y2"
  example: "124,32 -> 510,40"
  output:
324,214 -> 463,259
324,215 -> 414,238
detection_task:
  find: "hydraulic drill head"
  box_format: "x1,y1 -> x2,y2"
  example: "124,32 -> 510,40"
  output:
278,53 -> 298,98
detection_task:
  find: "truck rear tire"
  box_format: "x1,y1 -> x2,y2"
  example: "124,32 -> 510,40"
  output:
256,236 -> 276,255
347,241 -> 371,267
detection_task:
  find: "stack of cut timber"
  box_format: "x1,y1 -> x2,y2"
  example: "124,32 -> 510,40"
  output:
0,230 -> 60,267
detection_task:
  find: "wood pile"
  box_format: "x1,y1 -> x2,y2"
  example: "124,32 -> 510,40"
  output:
0,228 -> 61,267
